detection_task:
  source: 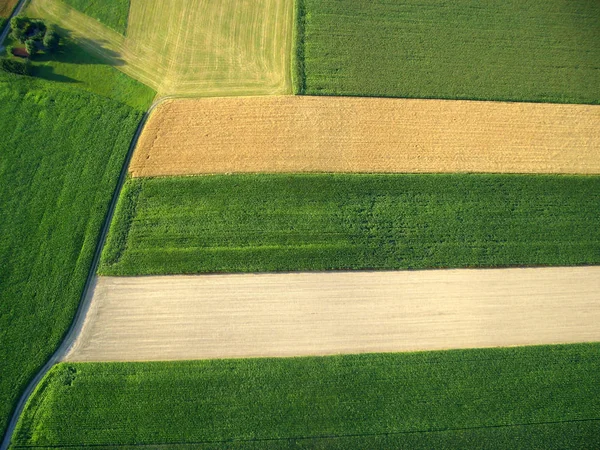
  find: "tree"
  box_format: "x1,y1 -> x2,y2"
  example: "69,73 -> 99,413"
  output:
0,58 -> 31,76
25,39 -> 37,58
43,30 -> 60,52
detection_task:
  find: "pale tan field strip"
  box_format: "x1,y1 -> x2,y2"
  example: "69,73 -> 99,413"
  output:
29,0 -> 293,97
66,267 -> 600,362
130,96 -> 600,177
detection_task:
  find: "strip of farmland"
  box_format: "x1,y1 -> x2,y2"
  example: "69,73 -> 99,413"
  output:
67,268 -> 600,362
99,174 -> 600,275
297,0 -> 600,104
130,97 -> 600,177
14,345 -> 600,448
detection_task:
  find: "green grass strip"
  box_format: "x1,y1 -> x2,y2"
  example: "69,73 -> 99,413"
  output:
99,174 -> 600,275
300,0 -> 600,104
12,344 -> 600,448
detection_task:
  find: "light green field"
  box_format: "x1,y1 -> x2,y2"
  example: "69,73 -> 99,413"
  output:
12,345 -> 600,448
29,0 -> 294,97
61,0 -> 130,34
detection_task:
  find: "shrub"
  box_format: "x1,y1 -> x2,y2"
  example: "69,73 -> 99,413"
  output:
43,30 -> 60,52
25,39 -> 37,58
0,58 -> 31,76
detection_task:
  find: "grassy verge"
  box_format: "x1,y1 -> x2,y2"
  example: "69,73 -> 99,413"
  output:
61,0 -> 130,34
0,71 -> 142,440
99,174 -> 600,275
291,0 -> 306,94
299,0 -> 600,103
12,344 -> 600,448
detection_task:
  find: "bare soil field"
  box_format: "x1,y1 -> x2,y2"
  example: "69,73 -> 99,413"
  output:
130,96 -> 600,177
28,0 -> 293,97
66,267 -> 600,362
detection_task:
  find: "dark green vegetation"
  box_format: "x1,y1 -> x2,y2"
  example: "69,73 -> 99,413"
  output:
12,344 -> 600,448
0,72 -> 143,440
62,0 -> 130,34
298,0 -> 600,104
99,174 -> 600,275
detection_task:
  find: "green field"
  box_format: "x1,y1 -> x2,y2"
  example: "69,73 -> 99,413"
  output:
0,71 -> 143,440
12,344 -> 600,448
99,174 -> 600,275
62,0 -> 129,34
297,0 -> 600,103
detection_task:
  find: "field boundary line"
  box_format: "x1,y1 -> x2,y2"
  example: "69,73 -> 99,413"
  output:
9,417 -> 600,448
0,97 -> 171,450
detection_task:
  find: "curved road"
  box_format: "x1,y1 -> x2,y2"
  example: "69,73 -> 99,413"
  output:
0,96 -> 167,449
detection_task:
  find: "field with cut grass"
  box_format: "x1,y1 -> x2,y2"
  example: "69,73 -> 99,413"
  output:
99,174 -> 600,275
131,96 -> 600,177
0,72 -> 142,440
62,0 -> 129,34
297,0 -> 600,103
12,345 -> 600,448
29,0 -> 294,97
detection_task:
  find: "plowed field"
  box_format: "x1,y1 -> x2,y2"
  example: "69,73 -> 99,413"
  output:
0,0 -> 19,17
66,267 -> 600,362
130,97 -> 600,177
29,0 -> 293,97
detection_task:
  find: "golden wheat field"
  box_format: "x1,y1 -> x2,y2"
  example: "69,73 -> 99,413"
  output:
130,96 -> 600,177
28,0 -> 293,97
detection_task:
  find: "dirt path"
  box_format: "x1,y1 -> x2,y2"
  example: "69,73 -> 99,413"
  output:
129,96 -> 600,177
66,267 -> 600,362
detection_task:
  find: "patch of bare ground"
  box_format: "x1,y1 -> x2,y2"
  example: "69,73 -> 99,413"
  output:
130,96 -> 600,177
66,267 -> 600,362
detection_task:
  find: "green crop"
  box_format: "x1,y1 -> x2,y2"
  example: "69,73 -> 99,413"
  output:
298,0 -> 600,104
99,173 -> 600,275
12,344 -> 600,448
62,0 -> 130,34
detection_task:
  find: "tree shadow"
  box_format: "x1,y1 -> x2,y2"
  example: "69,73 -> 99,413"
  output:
32,64 -> 80,83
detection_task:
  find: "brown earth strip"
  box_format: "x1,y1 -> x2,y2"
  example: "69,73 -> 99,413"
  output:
129,96 -> 600,177
66,267 -> 600,362
0,0 -> 19,17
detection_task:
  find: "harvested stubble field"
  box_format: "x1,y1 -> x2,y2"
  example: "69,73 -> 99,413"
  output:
29,0 -> 293,97
67,268 -> 600,362
13,345 -> 600,448
130,97 -> 600,177
99,174 -> 600,275
298,0 -> 600,104
0,0 -> 19,18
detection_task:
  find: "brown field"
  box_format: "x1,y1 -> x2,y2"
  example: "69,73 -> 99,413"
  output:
130,96 -> 600,177
66,267 -> 600,362
0,0 -> 19,17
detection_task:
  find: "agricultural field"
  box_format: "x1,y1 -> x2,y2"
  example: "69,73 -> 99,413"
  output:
131,96 -> 600,177
62,0 -> 130,34
297,0 -> 600,103
99,174 -> 600,275
66,268 -> 600,362
29,0 -> 294,97
0,0 -> 19,20
0,72 -> 143,441
12,345 -> 600,448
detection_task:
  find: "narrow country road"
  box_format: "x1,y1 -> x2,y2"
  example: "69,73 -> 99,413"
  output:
0,0 -> 28,49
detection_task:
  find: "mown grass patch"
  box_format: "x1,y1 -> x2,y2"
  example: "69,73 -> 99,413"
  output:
61,0 -> 130,34
12,344 -> 600,448
299,0 -> 600,103
0,71 -> 142,439
99,174 -> 600,275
